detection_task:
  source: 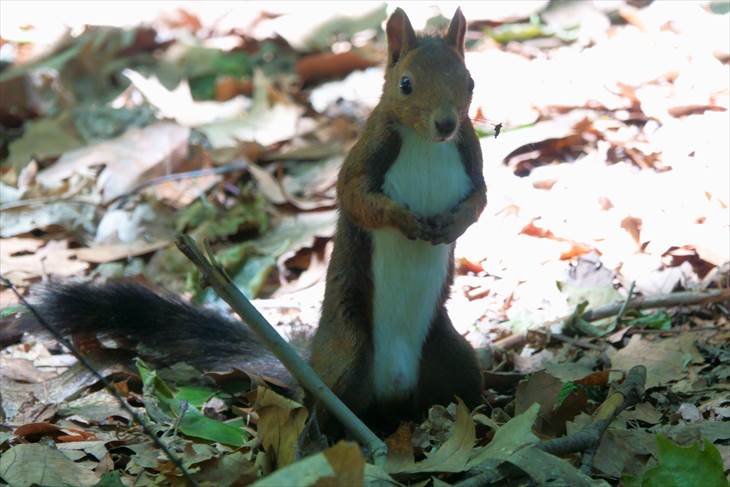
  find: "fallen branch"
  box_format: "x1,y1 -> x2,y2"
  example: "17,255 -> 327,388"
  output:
175,235 -> 388,465
109,158 -> 249,205
538,364 -> 646,474
494,288 -> 730,350
456,365 -> 647,486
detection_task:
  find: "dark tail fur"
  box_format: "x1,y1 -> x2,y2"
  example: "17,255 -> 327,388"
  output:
17,281 -> 294,387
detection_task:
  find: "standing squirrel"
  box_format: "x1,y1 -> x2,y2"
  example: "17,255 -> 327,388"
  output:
17,7 -> 486,437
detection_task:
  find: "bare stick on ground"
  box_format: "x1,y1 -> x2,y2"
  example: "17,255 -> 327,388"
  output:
538,364 -> 647,473
175,235 -> 388,464
495,288 -> 730,350
456,365 -> 647,486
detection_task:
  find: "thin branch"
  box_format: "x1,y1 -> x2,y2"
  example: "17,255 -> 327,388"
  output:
175,235 -> 388,464
539,365 -> 646,474
456,365 -> 647,486
629,325 -> 718,335
495,288 -> 730,350
533,329 -> 605,351
108,159 -> 249,205
613,281 -> 636,330
0,276 -> 199,487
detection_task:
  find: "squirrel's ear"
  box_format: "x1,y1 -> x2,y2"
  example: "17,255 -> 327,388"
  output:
446,7 -> 466,56
386,8 -> 416,66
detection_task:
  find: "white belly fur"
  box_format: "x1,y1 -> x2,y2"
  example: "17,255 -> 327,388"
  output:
371,127 -> 471,401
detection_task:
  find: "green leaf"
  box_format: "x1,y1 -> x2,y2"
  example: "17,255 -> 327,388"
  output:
467,403 -> 540,467
136,359 -> 175,402
0,304 -> 25,319
0,42 -> 83,83
175,404 -> 248,448
641,435 -> 728,487
175,385 -> 217,409
135,359 -> 248,447
6,112 -> 84,172
231,253 -> 276,298
625,311 -> 672,330
710,1 -> 730,15
94,471 -> 126,487
556,382 -> 580,407
0,432 -> 11,446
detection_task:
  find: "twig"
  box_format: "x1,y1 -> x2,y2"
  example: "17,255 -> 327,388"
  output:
538,365 -> 646,471
629,326 -> 718,335
534,330 -> 605,351
453,459 -> 505,487
0,276 -> 199,487
495,288 -> 730,350
613,281 -> 636,330
0,179 -> 96,211
108,159 -> 249,205
175,235 -> 388,464
457,365 -> 646,486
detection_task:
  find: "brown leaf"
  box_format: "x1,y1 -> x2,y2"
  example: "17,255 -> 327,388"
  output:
320,441 -> 365,487
0,357 -> 54,383
399,398 -> 476,474
252,440 -> 364,487
515,370 -> 587,437
74,240 -> 171,264
620,216 -> 643,247
1,239 -> 88,285
36,121 -> 190,203
574,370 -> 610,387
668,105 -> 727,118
254,386 -> 308,468
610,334 -> 703,389
247,162 -> 287,205
296,51 -> 378,85
385,423 -> 415,472
559,242 -> 594,260
14,422 -> 63,439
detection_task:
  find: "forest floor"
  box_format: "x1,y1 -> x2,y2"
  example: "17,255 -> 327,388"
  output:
0,2 -> 729,486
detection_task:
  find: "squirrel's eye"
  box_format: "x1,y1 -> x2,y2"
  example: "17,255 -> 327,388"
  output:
468,76 -> 474,92
399,76 -> 412,95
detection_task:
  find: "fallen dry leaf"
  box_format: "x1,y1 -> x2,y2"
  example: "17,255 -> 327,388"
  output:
296,50 -> 378,84
0,357 -> 54,383
123,69 -> 249,126
199,71 -> 303,148
610,334 -> 704,389
252,440 -> 364,487
1,238 -> 88,285
384,423 -> 415,472
74,240 -> 171,264
36,121 -> 190,203
0,200 -> 97,238
398,398 -> 475,474
515,370 -> 587,437
254,386 -> 308,468
0,443 -> 99,487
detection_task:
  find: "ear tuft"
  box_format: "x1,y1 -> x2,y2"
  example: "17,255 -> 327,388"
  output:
446,7 -> 466,56
386,7 -> 417,66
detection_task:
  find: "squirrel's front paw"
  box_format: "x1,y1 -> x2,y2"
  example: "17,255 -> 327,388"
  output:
421,213 -> 453,244
395,209 -> 426,241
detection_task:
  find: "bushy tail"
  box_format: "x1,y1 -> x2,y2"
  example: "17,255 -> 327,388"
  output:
17,281 -> 294,386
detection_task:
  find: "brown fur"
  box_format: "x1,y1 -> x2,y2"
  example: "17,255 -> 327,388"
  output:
310,7 -> 487,436
17,7 -> 488,442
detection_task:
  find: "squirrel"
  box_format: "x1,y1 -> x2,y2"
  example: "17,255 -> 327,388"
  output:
15,7 -> 486,438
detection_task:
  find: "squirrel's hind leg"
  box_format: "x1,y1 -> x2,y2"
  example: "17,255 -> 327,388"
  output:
416,309 -> 483,412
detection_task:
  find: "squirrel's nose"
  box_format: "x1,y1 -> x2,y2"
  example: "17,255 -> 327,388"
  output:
434,118 -> 456,137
